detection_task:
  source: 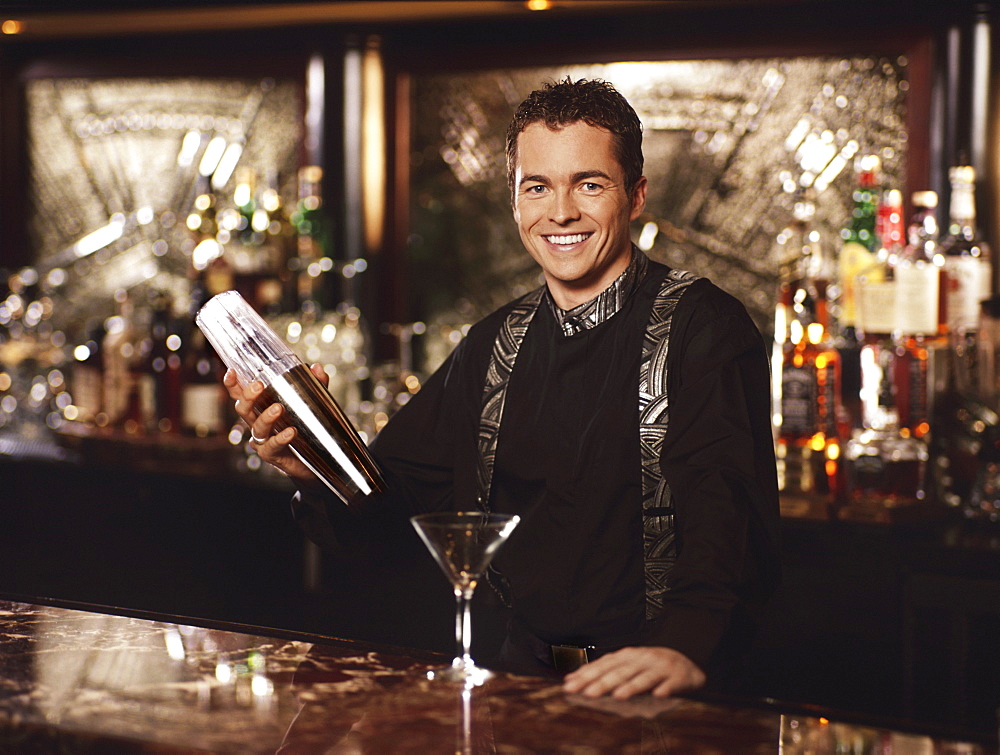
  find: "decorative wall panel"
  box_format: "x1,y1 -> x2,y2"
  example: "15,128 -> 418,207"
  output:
409,57 -> 908,367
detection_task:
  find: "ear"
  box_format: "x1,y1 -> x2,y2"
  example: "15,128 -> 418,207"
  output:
629,176 -> 648,221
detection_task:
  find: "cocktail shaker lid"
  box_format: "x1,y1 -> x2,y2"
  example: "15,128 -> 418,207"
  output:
195,290 -> 300,387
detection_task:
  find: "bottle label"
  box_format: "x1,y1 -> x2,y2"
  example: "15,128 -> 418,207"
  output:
817,357 -> 838,435
72,365 -> 102,421
945,256 -> 991,333
182,384 -> 226,435
102,349 -> 130,424
138,373 -> 157,427
857,279 -> 896,335
838,242 -> 878,327
894,261 -> 940,335
781,364 -> 816,435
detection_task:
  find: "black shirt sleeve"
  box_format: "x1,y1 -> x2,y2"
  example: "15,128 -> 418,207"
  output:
642,279 -> 782,676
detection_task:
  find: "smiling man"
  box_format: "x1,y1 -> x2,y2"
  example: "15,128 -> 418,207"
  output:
228,78 -> 781,701
512,119 -> 645,310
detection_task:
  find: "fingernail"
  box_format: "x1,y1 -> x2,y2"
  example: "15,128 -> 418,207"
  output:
279,428 -> 294,441
268,405 -> 280,417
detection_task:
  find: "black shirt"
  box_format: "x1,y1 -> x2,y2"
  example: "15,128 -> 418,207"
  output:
292,258 -> 781,675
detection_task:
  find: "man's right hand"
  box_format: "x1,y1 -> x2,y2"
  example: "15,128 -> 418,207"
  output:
224,365 -> 328,489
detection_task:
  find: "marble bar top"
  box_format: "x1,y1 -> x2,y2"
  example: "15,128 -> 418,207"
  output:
0,600 -> 990,754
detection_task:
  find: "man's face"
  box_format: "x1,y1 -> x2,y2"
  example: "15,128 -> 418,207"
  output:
512,120 -> 647,310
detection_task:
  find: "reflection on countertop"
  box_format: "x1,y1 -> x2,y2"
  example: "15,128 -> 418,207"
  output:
0,600 -> 990,753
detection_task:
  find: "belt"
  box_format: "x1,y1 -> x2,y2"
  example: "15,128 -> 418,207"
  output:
550,644 -> 596,672
506,619 -> 624,673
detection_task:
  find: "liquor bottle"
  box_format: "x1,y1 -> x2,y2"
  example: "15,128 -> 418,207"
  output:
71,320 -> 105,426
229,167 -> 286,312
137,291 -> 182,434
292,165 -> 333,311
891,191 -> 940,439
180,327 -> 228,438
939,166 -> 992,342
930,169 -> 996,515
856,187 -> 904,340
844,355 -> 930,512
940,166 -> 992,394
836,155 -> 881,429
124,304 -> 153,435
189,178 -> 233,298
777,190 -> 843,511
101,290 -> 136,429
838,155 -> 882,333
854,187 -> 900,433
261,169 -> 298,314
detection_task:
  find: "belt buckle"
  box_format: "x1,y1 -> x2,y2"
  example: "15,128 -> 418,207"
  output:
551,644 -> 592,672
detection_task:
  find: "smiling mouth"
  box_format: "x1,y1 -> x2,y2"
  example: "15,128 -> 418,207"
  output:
543,232 -> 592,246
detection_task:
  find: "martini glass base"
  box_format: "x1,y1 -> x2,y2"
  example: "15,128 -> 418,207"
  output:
425,659 -> 493,686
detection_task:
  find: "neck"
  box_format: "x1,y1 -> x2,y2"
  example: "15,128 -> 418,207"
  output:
547,249 -> 634,310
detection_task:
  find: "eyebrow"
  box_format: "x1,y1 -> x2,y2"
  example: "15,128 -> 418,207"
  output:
518,169 -> 614,188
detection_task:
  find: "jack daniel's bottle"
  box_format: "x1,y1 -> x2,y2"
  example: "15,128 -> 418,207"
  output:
776,190 -> 843,514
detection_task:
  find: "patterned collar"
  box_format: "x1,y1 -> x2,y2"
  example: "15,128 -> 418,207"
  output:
546,247 -> 649,336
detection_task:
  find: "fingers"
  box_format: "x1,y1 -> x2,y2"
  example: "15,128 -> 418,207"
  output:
224,369 -> 285,448
225,370 -> 266,427
253,426 -> 295,460
562,647 -> 705,700
563,652 -> 636,698
309,363 -> 330,387
249,403 -> 286,445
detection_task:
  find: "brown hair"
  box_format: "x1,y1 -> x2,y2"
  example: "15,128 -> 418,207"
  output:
505,77 -> 644,201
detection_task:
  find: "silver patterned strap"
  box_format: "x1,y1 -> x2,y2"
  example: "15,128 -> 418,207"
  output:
475,286 -> 546,512
638,268 -> 699,619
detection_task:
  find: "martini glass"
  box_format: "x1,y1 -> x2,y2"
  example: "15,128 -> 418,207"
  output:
411,511 -> 520,684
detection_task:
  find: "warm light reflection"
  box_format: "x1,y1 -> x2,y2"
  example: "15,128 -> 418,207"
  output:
637,221 -> 658,251
1,19 -> 22,35
72,216 -> 125,258
362,38 -> 386,253
192,238 -> 224,269
198,135 -> 227,177
212,141 -> 244,190
177,129 -> 202,167
526,0 -> 552,10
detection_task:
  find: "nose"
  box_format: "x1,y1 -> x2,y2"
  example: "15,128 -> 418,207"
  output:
550,189 -> 580,225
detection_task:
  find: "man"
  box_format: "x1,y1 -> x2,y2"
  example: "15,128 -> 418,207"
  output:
227,78 -> 781,700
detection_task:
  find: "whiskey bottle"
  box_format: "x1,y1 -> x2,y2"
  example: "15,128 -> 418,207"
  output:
101,290 -> 136,429
180,327 -> 228,438
71,320 -> 105,426
777,191 -> 843,511
138,291 -> 182,434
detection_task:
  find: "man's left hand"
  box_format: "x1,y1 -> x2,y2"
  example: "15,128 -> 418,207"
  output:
562,646 -> 706,700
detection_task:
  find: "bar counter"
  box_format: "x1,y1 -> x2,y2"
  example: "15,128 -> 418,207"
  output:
0,599 -> 991,753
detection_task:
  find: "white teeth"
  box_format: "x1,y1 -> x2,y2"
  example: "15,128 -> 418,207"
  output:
545,233 -> 589,245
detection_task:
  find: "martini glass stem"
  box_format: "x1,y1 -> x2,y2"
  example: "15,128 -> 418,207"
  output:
454,587 -> 474,668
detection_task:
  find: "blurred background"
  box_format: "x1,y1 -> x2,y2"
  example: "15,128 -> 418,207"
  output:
1,0 -> 998,744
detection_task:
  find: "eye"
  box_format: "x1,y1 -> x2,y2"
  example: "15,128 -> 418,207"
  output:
581,182 -> 603,192
525,184 -> 547,194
